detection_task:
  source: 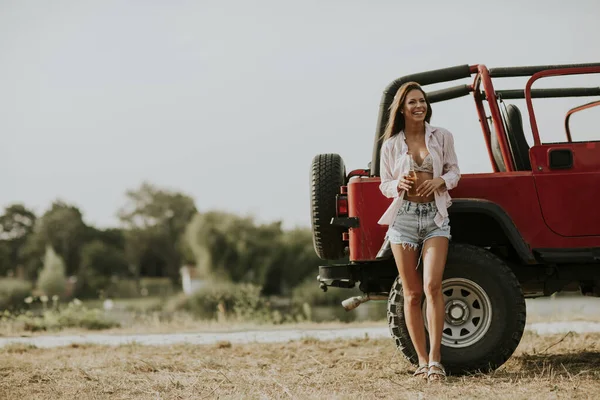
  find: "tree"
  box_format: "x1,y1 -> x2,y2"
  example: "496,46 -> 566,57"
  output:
85,227 -> 126,250
118,182 -> 197,282
17,233 -> 45,281
0,204 -> 36,242
0,204 -> 37,276
185,211 -> 324,295
37,245 -> 67,297
76,240 -> 130,298
185,211 -> 284,285
263,228 -> 322,295
0,241 -> 11,276
35,201 -> 87,276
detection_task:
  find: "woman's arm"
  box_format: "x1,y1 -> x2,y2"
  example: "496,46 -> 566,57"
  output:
440,130 -> 461,190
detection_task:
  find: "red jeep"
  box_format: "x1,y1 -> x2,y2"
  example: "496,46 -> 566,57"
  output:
310,63 -> 600,374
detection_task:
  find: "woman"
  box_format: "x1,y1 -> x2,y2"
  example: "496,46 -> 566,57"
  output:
378,81 -> 460,382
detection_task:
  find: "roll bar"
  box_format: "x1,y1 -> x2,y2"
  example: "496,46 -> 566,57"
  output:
565,100 -> 600,142
525,66 -> 600,146
371,63 -> 600,176
370,65 -> 473,176
489,63 -> 600,78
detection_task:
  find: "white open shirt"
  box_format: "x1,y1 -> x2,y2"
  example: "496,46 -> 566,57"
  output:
378,122 -> 461,228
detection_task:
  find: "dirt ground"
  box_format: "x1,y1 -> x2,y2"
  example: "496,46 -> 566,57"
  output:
1,331 -> 599,400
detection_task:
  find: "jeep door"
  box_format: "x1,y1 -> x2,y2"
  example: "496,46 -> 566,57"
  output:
530,139 -> 600,237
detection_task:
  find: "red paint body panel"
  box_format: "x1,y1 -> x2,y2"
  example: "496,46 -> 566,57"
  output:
347,177 -> 388,261
348,168 -> 600,261
530,143 -> 600,237
452,172 -> 600,247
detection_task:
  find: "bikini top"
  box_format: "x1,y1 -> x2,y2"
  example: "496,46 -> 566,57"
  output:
411,153 -> 433,173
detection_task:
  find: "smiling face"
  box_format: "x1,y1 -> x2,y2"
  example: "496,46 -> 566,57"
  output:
383,82 -> 433,141
402,89 -> 428,124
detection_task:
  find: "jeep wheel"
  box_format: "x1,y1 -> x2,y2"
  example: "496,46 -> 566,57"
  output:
387,243 -> 526,374
310,153 -> 346,260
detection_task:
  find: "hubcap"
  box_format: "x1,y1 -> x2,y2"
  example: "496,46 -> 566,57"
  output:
422,278 -> 492,348
446,300 -> 469,324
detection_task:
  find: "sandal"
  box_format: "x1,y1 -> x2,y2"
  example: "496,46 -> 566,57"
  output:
412,364 -> 429,380
427,361 -> 446,382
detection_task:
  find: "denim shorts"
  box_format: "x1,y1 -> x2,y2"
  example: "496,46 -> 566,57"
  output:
386,200 -> 451,250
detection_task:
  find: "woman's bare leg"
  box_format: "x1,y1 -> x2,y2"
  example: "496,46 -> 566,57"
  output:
391,243 -> 428,366
421,237 -> 449,363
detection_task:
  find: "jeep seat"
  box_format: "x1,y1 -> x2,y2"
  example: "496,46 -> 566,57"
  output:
501,103 -> 531,171
489,120 -> 507,172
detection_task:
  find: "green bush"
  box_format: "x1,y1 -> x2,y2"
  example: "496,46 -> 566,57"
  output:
139,277 -> 175,297
0,278 -> 32,311
291,278 -> 362,307
6,300 -> 120,332
166,281 -> 281,322
74,273 -> 111,299
106,279 -> 139,298
54,302 -> 120,330
119,297 -> 164,313
74,276 -> 176,300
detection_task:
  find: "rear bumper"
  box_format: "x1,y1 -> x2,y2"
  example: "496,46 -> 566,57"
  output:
319,265 -> 355,280
318,265 -> 357,289
317,260 -> 398,293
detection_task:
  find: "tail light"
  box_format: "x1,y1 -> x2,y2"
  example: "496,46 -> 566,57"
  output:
336,194 -> 348,217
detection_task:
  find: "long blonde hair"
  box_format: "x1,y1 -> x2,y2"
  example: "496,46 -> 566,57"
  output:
382,81 -> 432,142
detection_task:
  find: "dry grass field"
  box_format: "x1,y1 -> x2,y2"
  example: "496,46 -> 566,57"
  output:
1,331 -> 599,399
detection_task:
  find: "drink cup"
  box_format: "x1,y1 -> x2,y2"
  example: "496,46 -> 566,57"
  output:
407,170 -> 418,196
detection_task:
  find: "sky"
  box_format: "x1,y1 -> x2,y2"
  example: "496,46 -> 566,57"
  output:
2,0 -> 599,229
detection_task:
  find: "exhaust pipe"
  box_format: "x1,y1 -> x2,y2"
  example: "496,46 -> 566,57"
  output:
341,293 -> 388,311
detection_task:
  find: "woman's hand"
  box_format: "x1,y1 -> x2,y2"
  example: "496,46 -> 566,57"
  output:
397,175 -> 414,192
417,177 -> 445,197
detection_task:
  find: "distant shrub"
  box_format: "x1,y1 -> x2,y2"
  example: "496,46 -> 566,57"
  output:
53,302 -> 120,330
0,278 -> 32,311
166,281 -> 285,323
7,300 -> 120,332
74,273 -> 111,299
37,246 -> 67,297
106,279 -> 139,299
139,277 -> 175,297
75,276 -> 176,300
291,279 -> 362,307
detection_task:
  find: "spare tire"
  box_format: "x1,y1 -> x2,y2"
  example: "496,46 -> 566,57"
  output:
387,243 -> 526,375
310,154 -> 346,260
